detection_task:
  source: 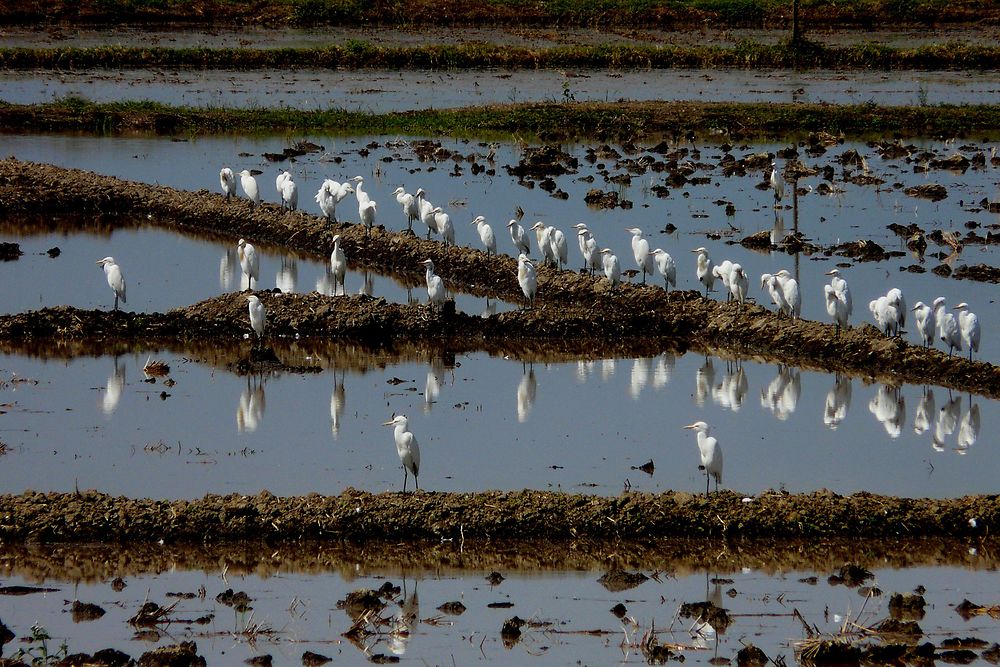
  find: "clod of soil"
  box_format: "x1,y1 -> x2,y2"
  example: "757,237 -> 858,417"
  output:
70,600 -> 106,622
137,641 -> 206,667
437,601 -> 466,616
889,592 -> 926,620
0,619 -> 13,647
829,562 -> 874,587
876,618 -> 923,638
301,651 -> 332,666
216,589 -> 252,612
597,568 -> 649,592
111,577 -> 126,591
57,649 -> 133,667
129,601 -> 173,626
737,643 -> 769,667
337,589 -> 385,620
952,264 -> 1000,283
940,638 -> 990,649
982,644 -> 1000,664
485,571 -> 505,585
905,183 -> 948,201
679,600 -> 732,632
0,242 -> 22,261
938,649 -> 978,664
0,585 -> 58,595
862,643 -> 908,664
245,656 -> 272,667
610,602 -> 628,618
797,639 -> 862,664
501,615 -> 524,646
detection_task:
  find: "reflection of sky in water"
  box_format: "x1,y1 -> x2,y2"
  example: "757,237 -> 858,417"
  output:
0,350 -> 992,499
3,134 -> 1000,362
1,545 -> 999,666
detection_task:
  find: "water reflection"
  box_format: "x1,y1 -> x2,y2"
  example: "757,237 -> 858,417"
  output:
388,578 -> 419,657
219,247 -> 238,291
276,255 -> 298,293
359,269 -> 374,297
695,357 -> 715,407
236,378 -> 266,433
330,370 -> 346,438
101,357 -> 125,417
629,357 -> 649,400
869,384 -> 906,438
933,394 -> 962,452
823,374 -> 852,430
653,354 -> 675,390
713,363 -> 748,412
957,400 -> 981,453
760,366 -> 800,420
516,368 -> 537,423
914,388 -> 935,435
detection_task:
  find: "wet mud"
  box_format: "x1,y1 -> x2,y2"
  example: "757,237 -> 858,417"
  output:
0,488 -> 997,542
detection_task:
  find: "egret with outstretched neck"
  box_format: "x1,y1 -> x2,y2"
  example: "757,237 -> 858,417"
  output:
96,256 -> 126,311
683,421 -> 723,495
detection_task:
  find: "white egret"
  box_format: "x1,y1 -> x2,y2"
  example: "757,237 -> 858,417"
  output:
531,222 -> 556,266
247,294 -> 266,347
713,259 -> 734,299
886,287 -> 906,333
825,285 -> 847,335
220,167 -> 236,201
422,259 -> 445,310
237,238 -> 260,290
683,421 -> 723,495
912,301 -> 935,347
934,297 -> 962,356
277,171 -> 298,212
869,296 -> 896,337
651,249 -> 677,291
953,302 -> 981,361
692,247 -> 715,296
330,234 -> 347,295
354,176 -> 370,206
571,223 -> 590,268
416,189 -> 437,238
360,200 -> 377,237
393,187 -> 418,231
517,253 -> 537,309
774,269 -> 801,318
549,226 -> 568,269
238,169 -> 259,208
96,256 -> 126,311
729,264 -> 749,307
577,228 -> 601,275
761,273 -> 788,315
383,414 -> 420,492
601,248 -> 620,293
824,269 -> 852,331
471,216 -> 496,257
431,207 -> 454,247
508,219 -> 531,256
315,179 -> 354,223
626,227 -> 654,283
769,161 -> 784,206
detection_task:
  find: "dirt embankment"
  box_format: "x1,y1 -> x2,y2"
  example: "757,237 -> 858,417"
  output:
0,489 -> 997,543
2,159 -> 1000,396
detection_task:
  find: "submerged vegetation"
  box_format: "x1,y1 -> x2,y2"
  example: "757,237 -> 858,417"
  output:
0,40 -> 998,71
2,97 -> 1000,140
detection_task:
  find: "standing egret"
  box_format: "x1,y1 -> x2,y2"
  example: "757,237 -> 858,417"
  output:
953,302 -> 981,361
761,273 -> 789,316
393,187 -> 418,231
354,176 -> 370,206
934,297 -> 961,356
626,227 -> 654,283
276,171 -> 298,212
575,227 -> 601,275
886,287 -> 906,333
692,247 -> 715,296
571,223 -> 590,268
774,269 -> 800,318
360,200 -> 377,237
531,222 -> 556,266
729,264 -> 749,307
471,215 -> 496,257
237,238 -> 260,290
824,269 -> 852,332
220,167 -> 236,201
600,248 -> 620,293
422,259 -> 445,310
713,259 -> 735,300
912,301 -> 935,347
431,207 -> 454,246
651,249 -> 677,291
683,421 -> 723,495
517,253 -> 537,309
769,161 -> 784,206
825,285 -> 849,335
238,169 -> 259,208
383,414 -> 421,492
508,219 -> 530,256
315,179 -> 354,223
416,189 -> 437,238
549,226 -> 568,269
330,234 -> 347,295
96,256 -> 126,311
247,294 -> 266,348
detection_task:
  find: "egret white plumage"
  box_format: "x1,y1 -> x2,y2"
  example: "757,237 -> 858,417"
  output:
276,171 -> 298,212
869,296 -> 896,336
431,207 -> 454,246
508,219 -> 531,256
824,269 -> 852,332
360,200 -> 377,237
531,222 -> 556,266
774,269 -> 801,318
96,256 -> 126,311
383,414 -> 420,492
825,285 -> 848,334
237,238 -> 260,290
576,227 -> 601,275
354,176 -> 370,206
651,249 -> 677,291
869,384 -> 905,438
471,215 -> 496,256
626,227 -> 653,283
416,189 -> 437,239
912,301 -> 935,347
549,227 -> 568,269
571,223 -> 590,268
683,421 -> 723,495
247,294 -> 266,347
886,287 -> 906,332
601,248 -> 620,293
823,374 -> 852,430
330,234 -> 347,295
393,187 -> 418,231
769,161 -> 784,206
692,247 -> 715,295
422,259 -> 445,310
220,167 -> 236,201
238,169 -> 260,208
315,179 -> 354,223
712,259 -> 735,300
934,297 -> 962,356
729,264 -> 749,307
517,253 -> 537,309
761,273 -> 788,315
913,388 -> 934,435
953,302 -> 980,361
958,401 -> 981,451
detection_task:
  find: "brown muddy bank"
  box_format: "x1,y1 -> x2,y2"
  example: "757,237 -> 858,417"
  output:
0,489 -> 997,543
2,536 -> 994,583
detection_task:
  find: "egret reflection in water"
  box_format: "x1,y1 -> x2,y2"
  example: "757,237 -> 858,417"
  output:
695,357 -> 715,407
237,378 -> 266,433
869,384 -> 906,438
713,363 -> 748,412
276,255 -> 298,294
101,357 -> 125,417
914,388 -> 935,435
219,246 -> 238,291
823,374 -> 852,430
933,394 -> 962,452
330,370 -> 345,438
653,354 -> 675,390
359,269 -> 374,297
388,578 -> 420,657
629,357 -> 650,399
761,366 -> 800,421
516,367 -> 537,423
957,400 -> 981,453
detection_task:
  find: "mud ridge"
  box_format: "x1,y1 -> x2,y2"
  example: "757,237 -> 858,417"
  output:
3,158 -> 1000,398
0,489 -> 997,542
